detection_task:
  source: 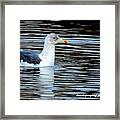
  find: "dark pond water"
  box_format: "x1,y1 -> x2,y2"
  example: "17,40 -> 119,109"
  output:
20,20 -> 100,100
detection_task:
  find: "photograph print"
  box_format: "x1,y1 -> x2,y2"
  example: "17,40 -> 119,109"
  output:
20,20 -> 100,100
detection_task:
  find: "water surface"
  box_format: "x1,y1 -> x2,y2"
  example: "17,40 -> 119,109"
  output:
20,20 -> 100,100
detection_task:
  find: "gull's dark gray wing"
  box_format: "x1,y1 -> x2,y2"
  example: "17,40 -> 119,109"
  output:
20,51 -> 41,65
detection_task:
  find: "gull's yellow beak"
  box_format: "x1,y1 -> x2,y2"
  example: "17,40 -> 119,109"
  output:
58,38 -> 68,44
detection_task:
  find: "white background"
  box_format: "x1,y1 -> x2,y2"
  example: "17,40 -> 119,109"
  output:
5,5 -> 115,115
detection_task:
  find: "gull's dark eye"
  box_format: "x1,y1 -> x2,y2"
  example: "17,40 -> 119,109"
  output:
53,36 -> 56,39
52,36 -> 59,41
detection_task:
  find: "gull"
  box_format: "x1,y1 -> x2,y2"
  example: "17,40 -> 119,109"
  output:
20,33 -> 68,67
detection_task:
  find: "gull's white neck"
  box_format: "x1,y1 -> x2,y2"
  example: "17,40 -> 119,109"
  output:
39,38 -> 55,67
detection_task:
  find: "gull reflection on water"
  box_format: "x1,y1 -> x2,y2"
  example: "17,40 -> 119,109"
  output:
38,67 -> 54,100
